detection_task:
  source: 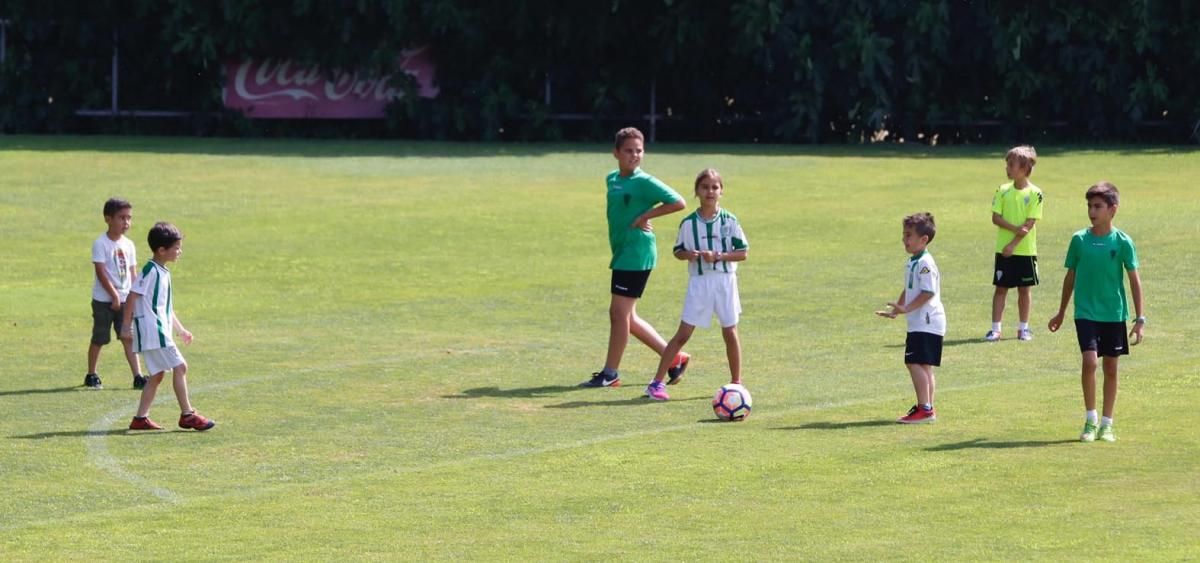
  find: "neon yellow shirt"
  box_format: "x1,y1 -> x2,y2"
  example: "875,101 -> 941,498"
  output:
992,181 -> 1044,255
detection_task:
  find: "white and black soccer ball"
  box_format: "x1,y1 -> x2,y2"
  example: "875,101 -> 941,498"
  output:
712,383 -> 752,421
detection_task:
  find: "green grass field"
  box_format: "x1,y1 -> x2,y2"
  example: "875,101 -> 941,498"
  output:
1,136 -> 1198,560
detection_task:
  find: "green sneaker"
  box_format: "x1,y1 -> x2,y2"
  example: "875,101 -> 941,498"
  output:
1080,421 -> 1098,442
1097,424 -> 1116,442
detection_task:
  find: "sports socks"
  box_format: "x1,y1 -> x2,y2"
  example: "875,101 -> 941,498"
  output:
1101,416 -> 1113,427
599,367 -> 618,378
1086,410 -> 1098,424
920,403 -> 933,411
1018,321 -> 1029,331
991,322 -> 1002,333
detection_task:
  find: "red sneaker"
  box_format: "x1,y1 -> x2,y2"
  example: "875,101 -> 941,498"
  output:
179,411 -> 216,431
129,416 -> 163,430
898,406 -> 936,424
666,352 -> 691,385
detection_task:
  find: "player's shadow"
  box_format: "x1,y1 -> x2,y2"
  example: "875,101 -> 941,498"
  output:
443,385 -> 584,399
926,438 -> 1077,451
545,396 -> 709,409
0,386 -> 86,397
9,429 -> 185,439
772,420 -> 895,430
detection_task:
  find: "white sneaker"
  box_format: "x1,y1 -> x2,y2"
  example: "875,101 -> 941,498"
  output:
984,330 -> 1001,342
1017,328 -> 1033,341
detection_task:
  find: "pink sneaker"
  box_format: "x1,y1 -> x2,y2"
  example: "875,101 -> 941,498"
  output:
644,381 -> 670,401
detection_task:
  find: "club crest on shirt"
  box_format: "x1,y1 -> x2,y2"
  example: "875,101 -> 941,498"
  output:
920,266 -> 930,274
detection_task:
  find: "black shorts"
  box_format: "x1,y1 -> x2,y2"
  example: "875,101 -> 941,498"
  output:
1075,319 -> 1130,357
905,331 -> 943,366
91,299 -> 126,346
611,269 -> 652,298
993,254 -> 1039,288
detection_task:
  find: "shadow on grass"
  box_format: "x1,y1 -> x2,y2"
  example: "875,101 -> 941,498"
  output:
0,386 -> 86,397
544,395 -> 709,409
926,438 -> 1078,451
10,429 -> 186,439
444,385 -> 584,399
772,420 -> 896,430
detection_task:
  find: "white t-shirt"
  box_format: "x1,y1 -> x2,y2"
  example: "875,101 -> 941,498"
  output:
904,250 -> 946,336
129,261 -> 174,352
672,209 -> 749,276
91,234 -> 137,302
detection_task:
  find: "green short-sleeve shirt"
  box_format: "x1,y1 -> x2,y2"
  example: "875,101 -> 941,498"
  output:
992,181 -> 1044,255
606,168 -> 683,271
1064,227 -> 1138,322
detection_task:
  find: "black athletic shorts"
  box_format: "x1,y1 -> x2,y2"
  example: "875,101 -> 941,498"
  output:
611,269 -> 652,298
905,331 -> 943,366
993,254 -> 1039,288
1075,319 -> 1130,357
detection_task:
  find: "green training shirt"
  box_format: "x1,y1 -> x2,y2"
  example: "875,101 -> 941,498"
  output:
606,168 -> 683,271
1064,227 -> 1138,322
992,181 -> 1044,255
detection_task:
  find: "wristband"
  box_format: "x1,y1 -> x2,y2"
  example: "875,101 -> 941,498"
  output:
1134,316 -> 1146,324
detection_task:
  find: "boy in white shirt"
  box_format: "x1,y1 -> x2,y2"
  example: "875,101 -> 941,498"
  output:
876,212 -> 946,423
86,198 -> 144,389
121,222 -> 215,431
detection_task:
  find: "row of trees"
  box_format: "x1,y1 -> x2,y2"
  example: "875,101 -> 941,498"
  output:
2,0 -> 1197,142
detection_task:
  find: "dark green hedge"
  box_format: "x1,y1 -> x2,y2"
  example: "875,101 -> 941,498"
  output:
2,0 -> 1197,142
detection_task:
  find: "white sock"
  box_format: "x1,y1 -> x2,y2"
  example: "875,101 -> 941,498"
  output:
991,322 -> 1002,333
1019,321 -> 1029,331
1101,416 -> 1113,427
1086,410 -> 1098,424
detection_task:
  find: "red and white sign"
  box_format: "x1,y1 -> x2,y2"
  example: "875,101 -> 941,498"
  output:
223,46 -> 438,119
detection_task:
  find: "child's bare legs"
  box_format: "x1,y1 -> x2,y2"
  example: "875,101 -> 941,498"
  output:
1101,356 -> 1119,419
722,325 -> 742,383
605,296 -> 667,371
1080,350 -> 1099,412
653,322 -> 695,382
991,286 -> 1009,323
121,339 -> 142,377
135,362 -> 192,418
87,343 -> 103,374
1017,286 -> 1032,325
171,362 -> 196,414
135,372 -> 165,418
906,363 -> 933,406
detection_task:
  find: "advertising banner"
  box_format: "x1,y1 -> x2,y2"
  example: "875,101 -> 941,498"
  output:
223,46 -> 437,119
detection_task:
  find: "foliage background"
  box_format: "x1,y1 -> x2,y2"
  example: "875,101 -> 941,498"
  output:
2,1 -> 1198,142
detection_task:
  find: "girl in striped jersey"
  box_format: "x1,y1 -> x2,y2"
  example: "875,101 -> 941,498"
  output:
645,169 -> 749,401
120,222 -> 215,431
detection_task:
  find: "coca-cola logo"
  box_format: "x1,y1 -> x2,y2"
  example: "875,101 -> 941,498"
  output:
224,47 -> 438,119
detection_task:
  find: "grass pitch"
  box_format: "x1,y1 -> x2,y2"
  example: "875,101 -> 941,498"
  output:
1,137 -> 1198,560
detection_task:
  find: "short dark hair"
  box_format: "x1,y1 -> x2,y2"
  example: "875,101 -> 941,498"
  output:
1086,181 -> 1120,206
903,212 -> 936,243
147,221 -> 183,252
103,198 -> 132,217
614,127 -> 644,149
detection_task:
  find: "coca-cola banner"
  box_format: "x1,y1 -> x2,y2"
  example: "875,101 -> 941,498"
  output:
223,46 -> 438,119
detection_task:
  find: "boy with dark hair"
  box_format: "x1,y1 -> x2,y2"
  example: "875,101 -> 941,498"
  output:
876,212 -> 946,423
1048,182 -> 1144,442
121,222 -> 215,431
87,198 -> 145,389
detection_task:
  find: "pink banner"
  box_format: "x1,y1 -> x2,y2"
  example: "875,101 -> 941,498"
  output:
223,47 -> 438,119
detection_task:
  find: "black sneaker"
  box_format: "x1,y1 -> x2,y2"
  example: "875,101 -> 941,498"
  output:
666,352 -> 691,385
84,373 -> 103,389
132,374 -> 147,390
579,371 -> 621,388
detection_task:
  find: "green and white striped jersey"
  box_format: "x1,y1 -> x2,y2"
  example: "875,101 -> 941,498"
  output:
673,208 -> 748,276
129,260 -> 175,352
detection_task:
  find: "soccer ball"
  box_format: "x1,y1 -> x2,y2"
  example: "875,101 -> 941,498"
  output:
712,383 -> 752,421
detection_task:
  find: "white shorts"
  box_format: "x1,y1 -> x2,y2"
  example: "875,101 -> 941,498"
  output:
142,346 -> 186,376
680,273 -> 741,328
